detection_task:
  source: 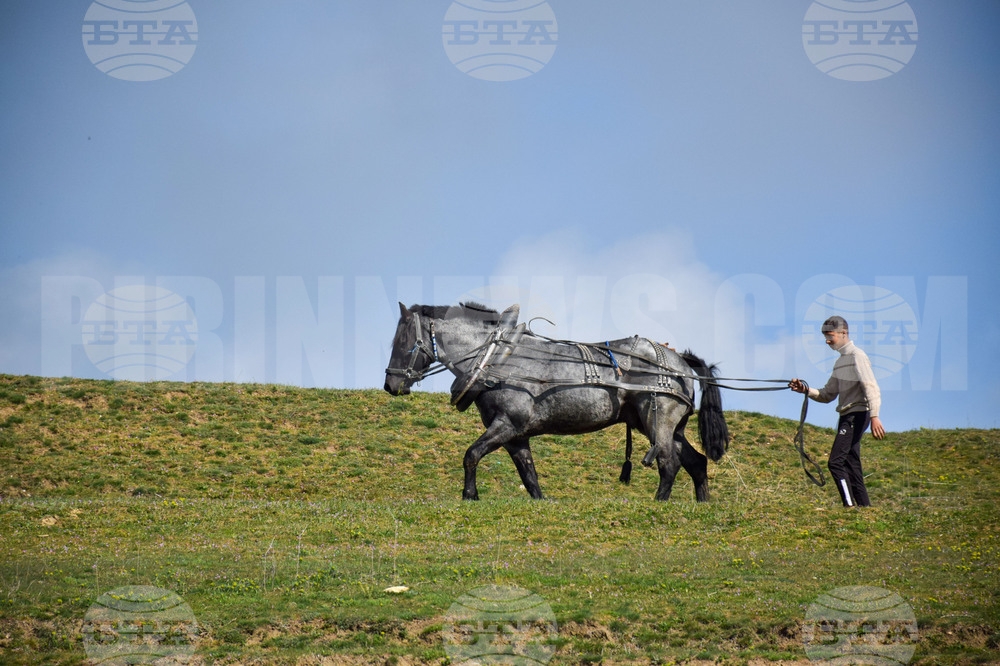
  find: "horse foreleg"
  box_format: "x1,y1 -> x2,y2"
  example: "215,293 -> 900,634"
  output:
503,438 -> 543,499
462,422 -> 514,500
677,432 -> 710,502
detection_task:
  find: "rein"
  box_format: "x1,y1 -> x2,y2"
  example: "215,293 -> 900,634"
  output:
521,331 -> 793,392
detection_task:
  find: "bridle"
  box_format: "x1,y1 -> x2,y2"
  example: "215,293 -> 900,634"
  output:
385,312 -> 449,387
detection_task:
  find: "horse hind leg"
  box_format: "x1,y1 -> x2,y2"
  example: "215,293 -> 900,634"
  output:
503,437 -> 543,499
677,431 -> 710,502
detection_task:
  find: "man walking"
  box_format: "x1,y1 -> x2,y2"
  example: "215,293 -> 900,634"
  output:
789,316 -> 885,507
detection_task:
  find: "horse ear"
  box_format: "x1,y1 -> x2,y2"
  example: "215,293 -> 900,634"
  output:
399,302 -> 411,321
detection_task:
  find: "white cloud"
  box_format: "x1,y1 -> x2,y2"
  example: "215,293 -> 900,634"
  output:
464,229 -> 735,357
451,230 -> 801,417
0,250 -> 120,377
0,250 -> 176,379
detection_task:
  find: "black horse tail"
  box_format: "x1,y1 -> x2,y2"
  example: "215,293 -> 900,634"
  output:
681,350 -> 730,462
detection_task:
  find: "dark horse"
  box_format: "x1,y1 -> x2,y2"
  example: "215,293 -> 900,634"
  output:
384,302 -> 730,502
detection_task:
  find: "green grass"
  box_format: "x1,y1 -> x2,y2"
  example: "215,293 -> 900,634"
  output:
0,374 -> 997,664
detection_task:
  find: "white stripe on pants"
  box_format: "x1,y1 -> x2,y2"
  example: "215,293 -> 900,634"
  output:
839,478 -> 853,507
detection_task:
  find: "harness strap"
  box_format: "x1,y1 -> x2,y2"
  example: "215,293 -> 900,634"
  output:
620,425 -> 633,484
483,373 -> 696,408
576,344 -> 601,384
650,339 -> 672,390
645,393 -> 658,467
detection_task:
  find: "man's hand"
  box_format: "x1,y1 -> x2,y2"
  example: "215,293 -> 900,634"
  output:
788,378 -> 807,394
870,416 -> 886,440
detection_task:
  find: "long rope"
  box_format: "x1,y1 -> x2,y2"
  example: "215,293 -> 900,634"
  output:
794,380 -> 825,486
515,331 -> 795,391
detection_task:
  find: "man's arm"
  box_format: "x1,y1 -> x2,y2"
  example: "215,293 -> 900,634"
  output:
788,376 -> 837,403
854,350 -> 884,439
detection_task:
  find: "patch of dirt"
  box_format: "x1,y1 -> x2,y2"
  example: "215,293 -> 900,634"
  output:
1,614 -> 995,664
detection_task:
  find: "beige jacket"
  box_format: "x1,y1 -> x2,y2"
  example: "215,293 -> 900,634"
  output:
808,341 -> 881,418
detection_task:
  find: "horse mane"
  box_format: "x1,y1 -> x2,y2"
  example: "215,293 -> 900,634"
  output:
460,301 -> 498,315
413,304 -> 451,320
411,302 -> 500,323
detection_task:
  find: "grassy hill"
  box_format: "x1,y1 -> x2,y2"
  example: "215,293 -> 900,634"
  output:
0,374 -> 997,664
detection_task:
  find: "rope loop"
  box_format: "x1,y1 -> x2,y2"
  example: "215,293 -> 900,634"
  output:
794,380 -> 825,486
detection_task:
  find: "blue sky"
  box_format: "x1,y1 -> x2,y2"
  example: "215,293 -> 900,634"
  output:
1,1 -> 997,431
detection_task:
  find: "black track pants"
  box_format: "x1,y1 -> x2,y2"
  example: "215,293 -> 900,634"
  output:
828,411 -> 871,507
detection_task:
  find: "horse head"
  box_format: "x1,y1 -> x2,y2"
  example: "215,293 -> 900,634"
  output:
384,302 -> 520,396
384,303 -> 436,396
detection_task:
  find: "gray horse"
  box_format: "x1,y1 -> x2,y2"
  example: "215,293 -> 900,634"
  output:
384,302 -> 730,502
